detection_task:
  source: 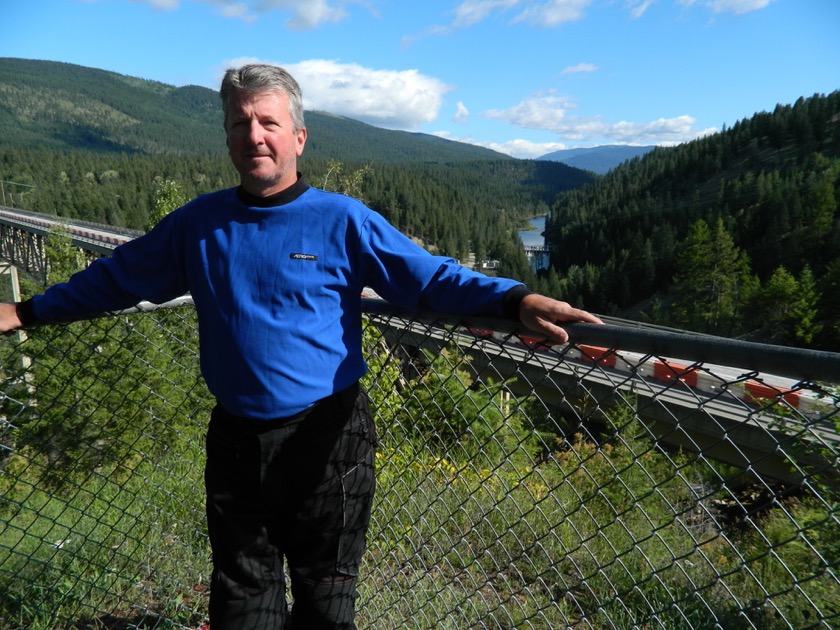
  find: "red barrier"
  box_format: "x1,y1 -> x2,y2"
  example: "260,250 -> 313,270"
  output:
743,380 -> 801,408
653,360 -> 699,387
578,344 -> 617,368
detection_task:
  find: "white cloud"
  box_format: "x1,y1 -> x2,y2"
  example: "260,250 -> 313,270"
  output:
129,0 -> 180,9
607,116 -> 718,144
510,0 -> 594,27
679,0 -> 773,14
453,101 -> 470,125
257,0 -> 351,30
451,0 -> 521,28
413,0 -> 593,40
432,132 -> 565,159
483,93 -> 717,146
215,2 -> 253,21
625,0 -> 657,19
705,0 -> 773,14
483,91 -> 579,131
137,0 -> 775,30
487,138 -> 568,159
561,62 -> 598,75
215,57 -> 452,129
420,0 -> 775,38
132,0 -> 367,27
270,59 -> 454,129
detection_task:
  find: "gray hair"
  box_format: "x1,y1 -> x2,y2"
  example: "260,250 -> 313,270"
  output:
220,64 -> 305,131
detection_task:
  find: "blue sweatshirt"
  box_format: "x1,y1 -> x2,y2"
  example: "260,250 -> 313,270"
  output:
24,180 -> 526,419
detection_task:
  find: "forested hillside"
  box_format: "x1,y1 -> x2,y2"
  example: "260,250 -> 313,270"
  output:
0,58 -> 593,261
0,57 -> 514,163
0,58 -> 225,154
544,91 -> 840,350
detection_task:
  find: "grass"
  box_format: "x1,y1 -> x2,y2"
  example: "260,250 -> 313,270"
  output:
358,408 -> 840,629
1,445 -> 210,630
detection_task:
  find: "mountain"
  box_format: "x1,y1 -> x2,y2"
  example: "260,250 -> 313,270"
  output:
0,57 -> 511,163
538,145 -> 656,174
0,58 -> 224,154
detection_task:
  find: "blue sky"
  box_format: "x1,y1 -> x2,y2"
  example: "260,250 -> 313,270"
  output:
2,0 -> 838,158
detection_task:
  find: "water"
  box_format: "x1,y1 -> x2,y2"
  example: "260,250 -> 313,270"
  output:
518,216 -> 546,248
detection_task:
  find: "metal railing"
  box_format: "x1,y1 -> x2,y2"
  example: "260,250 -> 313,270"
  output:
0,298 -> 838,629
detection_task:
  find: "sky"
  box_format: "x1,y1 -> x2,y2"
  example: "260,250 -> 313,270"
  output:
2,0 -> 839,159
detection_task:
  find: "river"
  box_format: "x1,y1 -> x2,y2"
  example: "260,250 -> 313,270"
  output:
518,216 -> 546,248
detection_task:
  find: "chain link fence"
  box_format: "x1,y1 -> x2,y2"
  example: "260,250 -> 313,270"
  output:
1,298 -> 838,629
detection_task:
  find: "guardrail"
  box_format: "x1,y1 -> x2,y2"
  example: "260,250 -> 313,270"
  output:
1,298 -> 838,629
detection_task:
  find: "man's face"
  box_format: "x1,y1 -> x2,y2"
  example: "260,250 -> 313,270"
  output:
225,90 -> 307,197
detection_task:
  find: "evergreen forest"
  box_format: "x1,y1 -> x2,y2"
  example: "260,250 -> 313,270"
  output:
543,90 -> 840,350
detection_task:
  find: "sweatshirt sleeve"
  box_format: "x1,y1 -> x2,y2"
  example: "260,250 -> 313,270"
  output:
417,260 -> 527,318
359,208 -> 527,318
25,210 -> 188,324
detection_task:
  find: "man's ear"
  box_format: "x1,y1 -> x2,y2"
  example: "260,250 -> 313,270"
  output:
296,127 -> 307,157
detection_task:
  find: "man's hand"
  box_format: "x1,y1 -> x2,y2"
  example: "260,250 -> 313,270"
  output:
519,293 -> 603,344
0,303 -> 23,335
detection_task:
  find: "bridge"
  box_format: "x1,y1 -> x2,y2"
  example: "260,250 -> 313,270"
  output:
0,208 -> 838,628
524,244 -> 551,272
0,206 -> 141,279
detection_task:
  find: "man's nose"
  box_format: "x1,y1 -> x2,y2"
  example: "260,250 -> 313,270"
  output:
246,121 -> 265,145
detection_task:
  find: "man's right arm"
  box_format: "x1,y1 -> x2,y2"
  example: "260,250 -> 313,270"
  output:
0,302 -> 24,334
2,209 -> 189,329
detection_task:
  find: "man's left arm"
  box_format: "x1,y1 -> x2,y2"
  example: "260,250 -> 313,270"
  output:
419,262 -> 603,342
358,209 -> 602,337
517,293 -> 603,344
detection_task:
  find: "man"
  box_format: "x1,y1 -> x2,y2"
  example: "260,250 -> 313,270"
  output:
0,64 -> 602,628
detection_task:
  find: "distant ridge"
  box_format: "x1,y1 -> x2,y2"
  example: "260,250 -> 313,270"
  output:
0,57 -> 511,163
538,145 -> 656,174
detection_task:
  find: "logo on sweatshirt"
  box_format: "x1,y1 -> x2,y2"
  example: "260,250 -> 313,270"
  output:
290,253 -> 318,261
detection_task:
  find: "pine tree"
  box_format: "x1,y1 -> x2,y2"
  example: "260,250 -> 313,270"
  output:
744,264 -> 823,346
751,266 -> 800,340
671,218 -> 754,335
791,265 -> 822,346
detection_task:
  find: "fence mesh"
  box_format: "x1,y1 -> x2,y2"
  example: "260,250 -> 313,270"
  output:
1,300 -> 838,629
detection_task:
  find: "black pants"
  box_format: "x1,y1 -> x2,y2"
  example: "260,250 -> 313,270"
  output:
204,383 -> 376,629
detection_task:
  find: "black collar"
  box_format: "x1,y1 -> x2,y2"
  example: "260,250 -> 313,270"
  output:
236,174 -> 310,208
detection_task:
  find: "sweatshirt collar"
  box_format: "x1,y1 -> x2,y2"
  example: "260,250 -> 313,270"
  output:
236,173 -> 310,208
